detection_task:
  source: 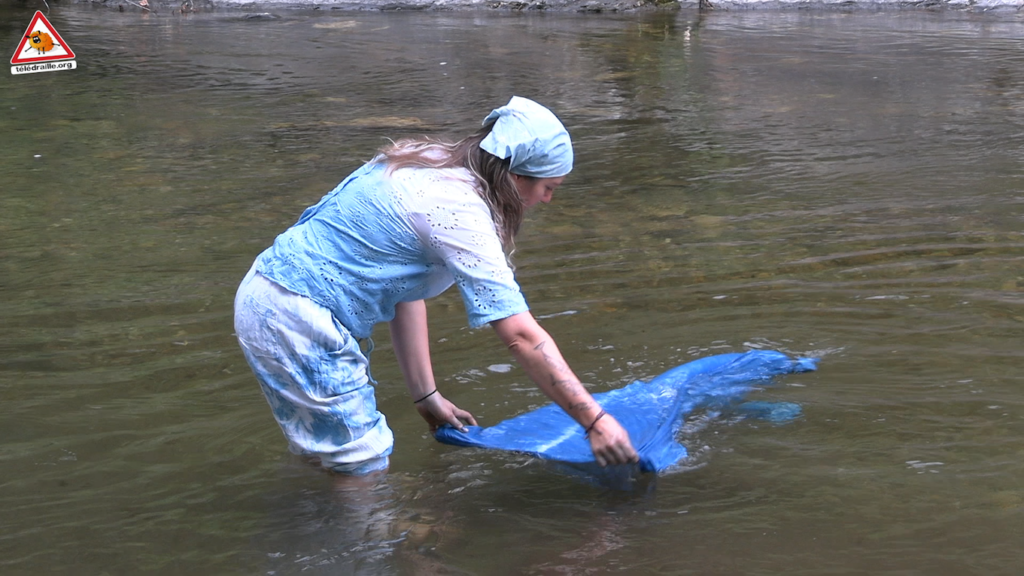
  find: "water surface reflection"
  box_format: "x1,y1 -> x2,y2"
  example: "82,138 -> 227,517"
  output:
1,6 -> 1022,575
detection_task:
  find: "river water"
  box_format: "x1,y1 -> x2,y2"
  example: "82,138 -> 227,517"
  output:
2,5 -> 1023,574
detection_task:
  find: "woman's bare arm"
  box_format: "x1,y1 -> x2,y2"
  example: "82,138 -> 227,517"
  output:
491,312 -> 638,466
390,300 -> 476,432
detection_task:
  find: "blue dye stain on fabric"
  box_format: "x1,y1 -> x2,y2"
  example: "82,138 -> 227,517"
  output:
435,350 -> 817,487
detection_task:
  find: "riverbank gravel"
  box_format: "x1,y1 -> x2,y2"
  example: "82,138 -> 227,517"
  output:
76,0 -> 1024,13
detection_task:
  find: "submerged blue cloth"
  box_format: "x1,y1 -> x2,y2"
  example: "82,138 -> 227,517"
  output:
435,351 -> 817,477
479,96 -> 574,178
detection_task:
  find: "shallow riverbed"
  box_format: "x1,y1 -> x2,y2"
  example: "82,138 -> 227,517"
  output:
2,6 -> 1023,574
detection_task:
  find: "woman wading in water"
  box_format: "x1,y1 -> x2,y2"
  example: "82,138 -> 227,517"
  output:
234,97 -> 638,475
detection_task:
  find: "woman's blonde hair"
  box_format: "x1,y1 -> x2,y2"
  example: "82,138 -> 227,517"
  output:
377,122 -> 526,247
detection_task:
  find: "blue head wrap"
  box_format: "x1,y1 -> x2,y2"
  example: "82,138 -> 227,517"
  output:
479,96 -> 574,178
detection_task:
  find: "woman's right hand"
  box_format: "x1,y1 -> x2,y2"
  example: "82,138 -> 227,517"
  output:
586,413 -> 639,467
415,391 -> 477,434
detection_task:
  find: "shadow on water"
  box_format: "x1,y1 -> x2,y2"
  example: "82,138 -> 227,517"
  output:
1,4 -> 1023,575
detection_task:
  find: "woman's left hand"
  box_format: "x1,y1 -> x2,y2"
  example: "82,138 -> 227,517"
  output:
586,412 -> 639,467
415,391 -> 478,433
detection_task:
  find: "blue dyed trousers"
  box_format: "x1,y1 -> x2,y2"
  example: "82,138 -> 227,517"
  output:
234,264 -> 392,475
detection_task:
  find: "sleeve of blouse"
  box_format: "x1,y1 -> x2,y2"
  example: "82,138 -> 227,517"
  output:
408,175 -> 529,328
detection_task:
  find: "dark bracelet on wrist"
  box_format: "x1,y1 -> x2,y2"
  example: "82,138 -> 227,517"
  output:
584,409 -> 607,438
413,389 -> 438,404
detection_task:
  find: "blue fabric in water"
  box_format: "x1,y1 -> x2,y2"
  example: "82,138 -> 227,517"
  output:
434,351 -> 817,477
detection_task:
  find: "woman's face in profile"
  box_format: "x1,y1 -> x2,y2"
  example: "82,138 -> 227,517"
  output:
513,175 -> 565,209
